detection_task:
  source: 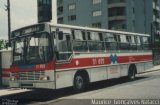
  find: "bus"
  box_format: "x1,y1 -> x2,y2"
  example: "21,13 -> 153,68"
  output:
9,23 -> 153,91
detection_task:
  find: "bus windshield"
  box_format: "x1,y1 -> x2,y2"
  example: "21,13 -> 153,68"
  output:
12,32 -> 53,65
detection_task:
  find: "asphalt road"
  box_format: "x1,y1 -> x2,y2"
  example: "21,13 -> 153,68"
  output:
0,70 -> 160,105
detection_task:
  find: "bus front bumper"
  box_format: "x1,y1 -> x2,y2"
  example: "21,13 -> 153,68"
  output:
9,81 -> 55,89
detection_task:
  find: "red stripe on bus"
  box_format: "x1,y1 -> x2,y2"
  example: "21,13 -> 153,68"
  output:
10,60 -> 55,72
118,55 -> 152,63
56,55 -> 152,70
9,55 -> 152,72
2,68 -> 11,72
0,74 -> 10,77
56,57 -> 110,69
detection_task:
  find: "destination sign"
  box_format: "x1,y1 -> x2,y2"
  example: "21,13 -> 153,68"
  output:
11,24 -> 45,38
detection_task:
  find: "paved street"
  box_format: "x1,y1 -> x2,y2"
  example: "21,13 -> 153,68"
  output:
41,70 -> 160,105
0,68 -> 160,105
60,71 -> 160,99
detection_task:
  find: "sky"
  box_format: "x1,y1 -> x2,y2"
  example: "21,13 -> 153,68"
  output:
0,0 -> 56,40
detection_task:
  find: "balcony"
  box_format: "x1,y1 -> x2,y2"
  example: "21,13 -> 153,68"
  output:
108,2 -> 126,8
108,16 -> 126,21
153,15 -> 156,21
153,2 -> 160,11
156,18 -> 160,23
57,0 -> 63,6
108,0 -> 125,4
156,6 -> 160,11
57,6 -> 63,16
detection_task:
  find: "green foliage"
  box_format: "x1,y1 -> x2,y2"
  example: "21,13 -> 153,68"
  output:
0,39 -> 8,50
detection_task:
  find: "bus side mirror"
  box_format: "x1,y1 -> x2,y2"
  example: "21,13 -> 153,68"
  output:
58,31 -> 63,40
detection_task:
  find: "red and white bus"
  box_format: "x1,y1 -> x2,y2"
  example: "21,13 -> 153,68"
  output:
9,23 -> 153,91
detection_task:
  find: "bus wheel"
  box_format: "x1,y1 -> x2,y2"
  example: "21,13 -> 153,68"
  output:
128,66 -> 136,81
74,74 -> 86,92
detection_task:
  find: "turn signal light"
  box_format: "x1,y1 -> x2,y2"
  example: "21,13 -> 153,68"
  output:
39,76 -> 50,81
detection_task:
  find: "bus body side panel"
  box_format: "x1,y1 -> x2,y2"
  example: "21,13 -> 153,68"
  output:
120,64 -> 129,77
88,67 -> 107,82
55,70 -> 76,89
107,65 -> 121,79
54,51 -> 153,89
135,63 -> 145,73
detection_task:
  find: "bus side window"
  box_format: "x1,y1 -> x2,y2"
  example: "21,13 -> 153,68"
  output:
56,33 -> 72,61
72,30 -> 88,52
130,36 -> 137,50
136,36 -> 142,50
104,33 -> 117,51
88,32 -> 104,52
142,37 -> 150,50
119,34 -> 130,50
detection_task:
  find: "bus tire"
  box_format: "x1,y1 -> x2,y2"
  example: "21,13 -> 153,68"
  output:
128,65 -> 136,81
73,73 -> 87,92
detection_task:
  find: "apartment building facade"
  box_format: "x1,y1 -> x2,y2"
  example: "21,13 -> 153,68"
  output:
56,0 -> 160,35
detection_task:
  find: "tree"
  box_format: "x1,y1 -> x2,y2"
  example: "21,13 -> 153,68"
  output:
0,39 -> 8,50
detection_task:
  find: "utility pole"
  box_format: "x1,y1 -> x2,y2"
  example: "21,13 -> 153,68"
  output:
7,0 -> 11,46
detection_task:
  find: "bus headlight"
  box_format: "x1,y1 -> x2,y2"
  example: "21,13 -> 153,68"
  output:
10,76 -> 16,81
39,76 -> 50,81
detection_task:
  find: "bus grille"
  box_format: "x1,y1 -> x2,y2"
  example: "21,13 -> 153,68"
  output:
12,71 -> 45,81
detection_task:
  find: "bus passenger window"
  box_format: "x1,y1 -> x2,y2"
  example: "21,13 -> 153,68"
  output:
142,37 -> 150,50
119,35 -> 130,50
74,30 -> 83,40
104,33 -> 117,51
88,32 -> 104,51
72,30 -> 88,52
136,36 -> 142,50
56,33 -> 72,61
130,36 -> 137,50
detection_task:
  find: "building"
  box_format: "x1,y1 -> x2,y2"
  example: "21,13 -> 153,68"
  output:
37,0 -> 52,23
0,49 -> 12,87
57,0 -> 109,29
56,0 -> 160,35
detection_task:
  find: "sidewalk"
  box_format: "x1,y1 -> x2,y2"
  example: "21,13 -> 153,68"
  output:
0,88 -> 31,96
146,65 -> 160,72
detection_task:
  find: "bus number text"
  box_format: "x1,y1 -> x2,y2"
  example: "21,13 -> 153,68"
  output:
92,58 -> 105,65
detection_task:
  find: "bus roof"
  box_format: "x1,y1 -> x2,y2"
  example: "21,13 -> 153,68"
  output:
11,22 -> 150,37
49,23 -> 150,37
